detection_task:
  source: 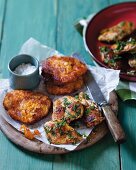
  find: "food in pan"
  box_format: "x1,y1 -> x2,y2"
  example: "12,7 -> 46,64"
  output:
98,21 -> 135,43
111,38 -> 136,54
52,96 -> 84,123
46,76 -> 84,95
3,90 -> 51,124
76,92 -> 104,128
44,120 -> 83,144
41,56 -> 87,95
100,43 -> 136,72
42,56 -> 87,84
100,46 -> 123,69
98,21 -> 136,75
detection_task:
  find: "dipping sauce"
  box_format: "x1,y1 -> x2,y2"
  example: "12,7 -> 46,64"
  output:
14,63 -> 36,75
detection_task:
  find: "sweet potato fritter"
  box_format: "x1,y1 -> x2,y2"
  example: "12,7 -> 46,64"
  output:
3,90 -> 51,124
46,76 -> 84,95
77,92 -> 104,128
52,96 -> 84,123
44,120 -> 83,144
42,56 -> 87,85
98,21 -> 135,43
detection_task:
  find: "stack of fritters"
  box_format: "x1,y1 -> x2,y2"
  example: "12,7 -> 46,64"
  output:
41,56 -> 87,95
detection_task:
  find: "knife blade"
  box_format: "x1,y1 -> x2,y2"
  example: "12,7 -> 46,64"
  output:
72,53 -> 126,143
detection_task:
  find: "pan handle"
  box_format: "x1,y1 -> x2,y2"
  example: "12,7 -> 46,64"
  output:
102,104 -> 126,143
74,13 -> 95,36
74,19 -> 88,36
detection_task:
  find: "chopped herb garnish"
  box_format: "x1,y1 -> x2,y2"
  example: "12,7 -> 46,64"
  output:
115,41 -> 126,51
76,108 -> 81,116
75,95 -> 79,99
66,111 -> 77,119
44,127 -> 51,134
119,21 -> 125,27
72,104 -> 80,112
51,131 -> 56,136
128,38 -> 136,45
63,98 -> 71,106
85,108 -> 91,115
104,58 -> 109,64
90,104 -> 95,110
83,93 -> 90,100
67,131 -> 74,139
113,55 -> 122,60
100,46 -> 110,53
56,119 -> 66,128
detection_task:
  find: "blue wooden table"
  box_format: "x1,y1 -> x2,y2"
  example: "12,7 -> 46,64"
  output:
0,0 -> 136,170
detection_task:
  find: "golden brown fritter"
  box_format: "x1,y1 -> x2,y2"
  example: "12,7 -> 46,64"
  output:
52,96 -> 84,123
42,56 -> 87,85
77,92 -> 104,128
46,76 -> 84,95
3,90 -> 51,124
111,38 -> 136,54
98,21 -> 135,43
44,120 -> 83,144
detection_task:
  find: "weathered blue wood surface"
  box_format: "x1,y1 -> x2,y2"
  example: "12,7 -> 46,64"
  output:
0,0 -> 136,170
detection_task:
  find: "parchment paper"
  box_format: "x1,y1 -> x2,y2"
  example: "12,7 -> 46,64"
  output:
0,38 -> 120,151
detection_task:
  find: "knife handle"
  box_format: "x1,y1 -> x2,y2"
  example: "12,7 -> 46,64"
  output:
102,105 -> 126,143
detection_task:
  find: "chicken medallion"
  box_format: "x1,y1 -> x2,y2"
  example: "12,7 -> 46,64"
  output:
44,120 -> 83,144
98,21 -> 135,43
42,56 -> 87,85
3,90 -> 51,124
52,96 -> 84,123
111,38 -> 136,55
77,92 -> 104,128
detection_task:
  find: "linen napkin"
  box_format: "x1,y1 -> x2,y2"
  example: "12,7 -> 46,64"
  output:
75,14 -> 136,101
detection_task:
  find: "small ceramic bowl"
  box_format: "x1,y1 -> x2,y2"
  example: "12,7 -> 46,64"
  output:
8,54 -> 40,90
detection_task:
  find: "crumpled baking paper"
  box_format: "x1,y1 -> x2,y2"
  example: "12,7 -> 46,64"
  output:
0,38 -> 120,151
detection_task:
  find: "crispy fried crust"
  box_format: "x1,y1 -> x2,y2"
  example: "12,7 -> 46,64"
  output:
42,56 -> 87,85
98,21 -> 135,42
78,92 -> 104,128
52,96 -> 84,123
3,90 -> 51,124
46,76 -> 84,95
44,120 -> 83,144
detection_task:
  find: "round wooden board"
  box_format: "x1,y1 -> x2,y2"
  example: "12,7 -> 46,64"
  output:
0,91 -> 118,154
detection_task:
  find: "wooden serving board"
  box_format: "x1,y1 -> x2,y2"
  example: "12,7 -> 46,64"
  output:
0,91 -> 118,154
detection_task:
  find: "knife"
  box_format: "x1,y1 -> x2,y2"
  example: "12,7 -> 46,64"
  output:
73,53 -> 126,143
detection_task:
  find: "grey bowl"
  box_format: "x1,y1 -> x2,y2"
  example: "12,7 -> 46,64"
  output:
8,54 -> 40,90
